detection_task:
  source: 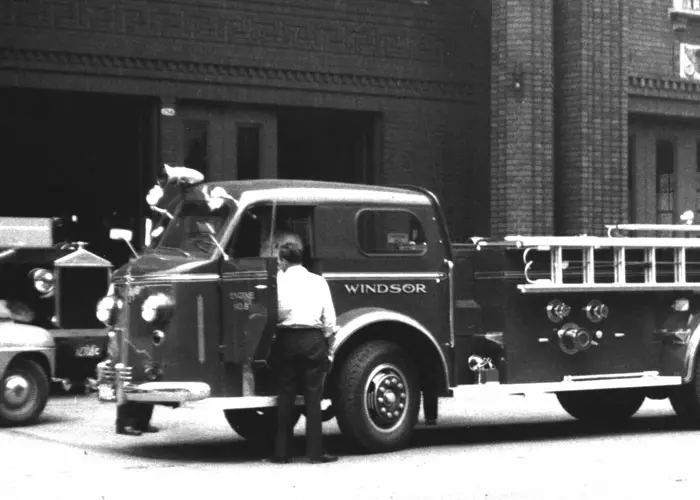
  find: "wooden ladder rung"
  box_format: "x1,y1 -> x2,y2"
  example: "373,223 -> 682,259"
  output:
551,246 -> 563,284
614,247 -> 626,284
644,247 -> 656,284
583,246 -> 595,284
675,247 -> 687,283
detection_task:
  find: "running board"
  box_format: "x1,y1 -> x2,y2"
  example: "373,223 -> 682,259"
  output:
184,395 -> 309,411
451,372 -> 681,397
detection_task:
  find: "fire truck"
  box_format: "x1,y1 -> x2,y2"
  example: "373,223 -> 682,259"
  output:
95,172 -> 700,452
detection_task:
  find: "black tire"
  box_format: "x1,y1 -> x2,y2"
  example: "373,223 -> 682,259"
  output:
223,408 -> 301,447
556,389 -> 645,424
669,357 -> 700,427
332,340 -> 419,453
0,359 -> 50,426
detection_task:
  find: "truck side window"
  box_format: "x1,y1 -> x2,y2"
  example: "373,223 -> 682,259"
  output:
357,209 -> 427,255
230,205 -> 272,259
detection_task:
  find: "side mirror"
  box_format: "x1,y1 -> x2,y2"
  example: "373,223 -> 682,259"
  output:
110,229 -> 133,242
109,229 -> 137,258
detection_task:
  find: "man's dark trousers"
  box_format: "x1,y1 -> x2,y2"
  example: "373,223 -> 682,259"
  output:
116,402 -> 154,432
273,328 -> 329,460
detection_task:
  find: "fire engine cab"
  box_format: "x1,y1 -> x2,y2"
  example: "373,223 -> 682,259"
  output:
96,173 -> 700,452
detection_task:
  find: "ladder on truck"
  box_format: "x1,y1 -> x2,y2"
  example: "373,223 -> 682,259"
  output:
476,223 -> 700,294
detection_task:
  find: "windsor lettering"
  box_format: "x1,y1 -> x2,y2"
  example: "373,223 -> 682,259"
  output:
344,283 -> 427,295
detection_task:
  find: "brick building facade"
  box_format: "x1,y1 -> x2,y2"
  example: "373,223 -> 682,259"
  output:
492,0 -> 700,236
5,1 -> 697,244
0,0 -> 491,245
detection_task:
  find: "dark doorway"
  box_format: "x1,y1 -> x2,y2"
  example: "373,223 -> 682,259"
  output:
277,108 -> 376,184
0,88 -> 155,265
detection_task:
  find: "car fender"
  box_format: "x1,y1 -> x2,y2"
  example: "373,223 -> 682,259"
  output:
0,321 -> 56,379
333,307 -> 449,388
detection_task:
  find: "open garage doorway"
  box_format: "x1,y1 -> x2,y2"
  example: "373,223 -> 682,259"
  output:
0,88 -> 155,266
174,103 -> 377,184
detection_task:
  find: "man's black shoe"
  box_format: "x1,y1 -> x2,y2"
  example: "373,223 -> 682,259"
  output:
136,425 -> 160,433
265,456 -> 290,464
116,425 -> 143,436
308,454 -> 338,464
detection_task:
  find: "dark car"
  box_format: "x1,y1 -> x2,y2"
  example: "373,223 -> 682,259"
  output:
0,219 -> 113,391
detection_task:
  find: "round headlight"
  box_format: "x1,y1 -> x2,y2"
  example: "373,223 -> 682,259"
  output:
96,295 -> 123,326
141,293 -> 174,324
29,268 -> 55,297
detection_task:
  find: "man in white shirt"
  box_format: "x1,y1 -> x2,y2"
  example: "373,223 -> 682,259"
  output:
270,240 -> 339,464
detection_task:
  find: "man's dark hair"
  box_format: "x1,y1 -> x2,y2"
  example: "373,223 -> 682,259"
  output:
278,240 -> 303,264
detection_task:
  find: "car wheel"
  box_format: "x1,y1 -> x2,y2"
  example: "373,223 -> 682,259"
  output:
0,359 -> 50,426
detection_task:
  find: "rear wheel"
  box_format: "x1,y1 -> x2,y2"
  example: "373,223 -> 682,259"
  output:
669,357 -> 700,427
0,359 -> 50,426
556,389 -> 645,424
332,340 -> 420,453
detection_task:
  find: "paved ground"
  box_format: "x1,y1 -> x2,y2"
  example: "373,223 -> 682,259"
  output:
2,391 -> 699,500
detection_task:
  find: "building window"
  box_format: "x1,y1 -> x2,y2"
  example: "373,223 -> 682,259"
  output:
675,0 -> 700,11
696,141 -> 700,218
183,120 -> 208,177
628,134 -> 636,222
656,139 -> 675,225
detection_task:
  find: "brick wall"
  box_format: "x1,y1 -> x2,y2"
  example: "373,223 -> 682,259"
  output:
553,0 -> 628,235
629,0 -> 700,79
0,0 -> 491,242
490,0 -> 554,236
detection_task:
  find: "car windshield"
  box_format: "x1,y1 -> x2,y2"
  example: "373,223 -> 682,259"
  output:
156,186 -> 236,257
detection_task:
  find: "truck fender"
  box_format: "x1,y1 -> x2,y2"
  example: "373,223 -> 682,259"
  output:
0,321 -> 56,379
683,318 -> 700,383
333,307 -> 450,389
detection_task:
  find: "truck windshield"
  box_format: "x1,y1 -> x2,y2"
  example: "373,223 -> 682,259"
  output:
156,196 -> 235,257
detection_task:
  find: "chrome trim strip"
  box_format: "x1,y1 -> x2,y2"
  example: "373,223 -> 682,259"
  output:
49,328 -> 108,339
446,259 -> 455,348
451,374 -> 682,397
334,308 -> 449,388
117,274 -> 220,284
197,295 -> 205,364
518,283 -> 700,294
323,272 -> 445,280
563,371 -> 659,382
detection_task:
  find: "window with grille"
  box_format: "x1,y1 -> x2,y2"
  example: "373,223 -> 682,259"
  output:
656,139 -> 675,228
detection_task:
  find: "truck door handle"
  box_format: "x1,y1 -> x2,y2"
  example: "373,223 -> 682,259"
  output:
254,284 -> 268,290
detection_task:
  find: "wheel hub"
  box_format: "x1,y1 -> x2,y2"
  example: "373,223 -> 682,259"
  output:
366,366 -> 408,431
3,374 -> 31,407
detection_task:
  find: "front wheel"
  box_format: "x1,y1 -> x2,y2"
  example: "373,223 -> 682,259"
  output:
332,340 -> 419,453
556,389 -> 645,424
224,408 -> 301,448
0,359 -> 50,426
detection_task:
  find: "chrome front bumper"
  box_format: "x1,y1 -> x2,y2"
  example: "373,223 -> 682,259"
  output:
96,361 -> 211,404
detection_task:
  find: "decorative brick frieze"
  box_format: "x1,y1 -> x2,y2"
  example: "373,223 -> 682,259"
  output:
0,47 -> 474,102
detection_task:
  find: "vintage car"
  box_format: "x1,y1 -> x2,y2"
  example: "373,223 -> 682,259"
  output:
0,217 -> 112,392
0,218 -> 56,425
